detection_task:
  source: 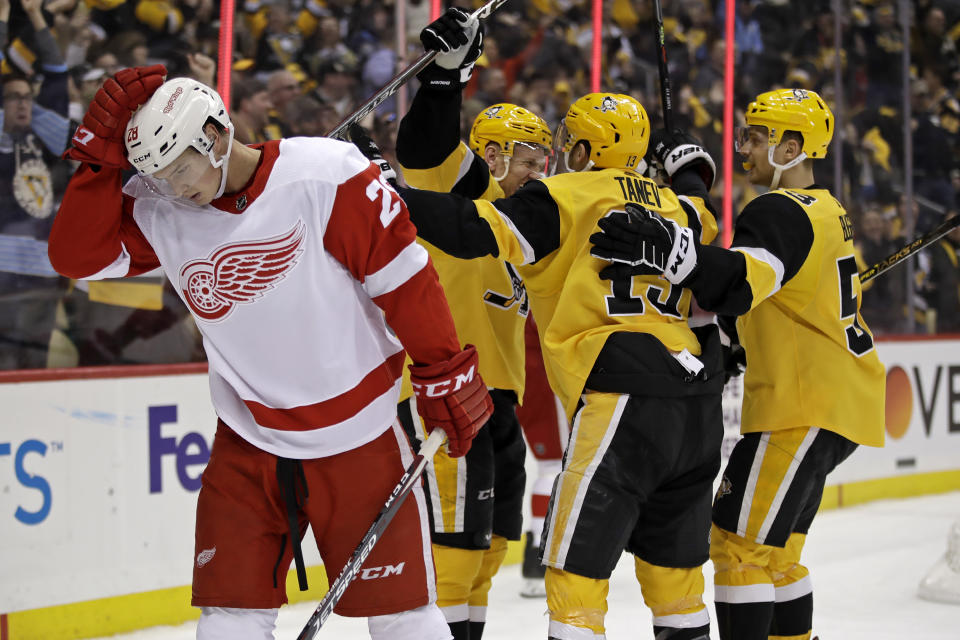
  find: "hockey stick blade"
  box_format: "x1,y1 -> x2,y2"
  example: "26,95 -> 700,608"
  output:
326,0 -> 511,140
859,215 -> 960,283
295,429 -> 446,640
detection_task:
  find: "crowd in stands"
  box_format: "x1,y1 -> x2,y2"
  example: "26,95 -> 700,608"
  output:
0,0 -> 958,370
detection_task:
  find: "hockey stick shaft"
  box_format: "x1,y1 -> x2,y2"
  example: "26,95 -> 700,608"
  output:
859,215 -> 960,283
295,428 -> 445,640
325,0 -> 510,140
651,0 -> 673,131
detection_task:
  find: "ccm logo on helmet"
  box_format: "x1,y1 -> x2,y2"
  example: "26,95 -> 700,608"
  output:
411,366 -> 477,398
132,153 -> 151,164
163,86 -> 183,114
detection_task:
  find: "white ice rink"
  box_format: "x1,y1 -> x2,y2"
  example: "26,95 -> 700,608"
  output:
93,490 -> 960,640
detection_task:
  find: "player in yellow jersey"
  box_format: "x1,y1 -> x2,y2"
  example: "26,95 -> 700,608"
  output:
385,9 -> 551,640
358,91 -> 725,640
590,88 -> 886,640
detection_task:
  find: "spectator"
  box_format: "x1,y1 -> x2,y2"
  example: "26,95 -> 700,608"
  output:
265,67 -> 301,137
918,211 -> 960,333
860,1 -> 905,106
312,56 -> 356,118
254,0 -> 303,72
0,0 -> 72,369
283,93 -> 327,137
302,13 -> 355,80
856,204 -> 907,334
231,78 -> 273,144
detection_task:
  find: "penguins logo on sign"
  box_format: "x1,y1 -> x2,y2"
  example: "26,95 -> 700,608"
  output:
598,96 -> 618,113
483,105 -> 504,119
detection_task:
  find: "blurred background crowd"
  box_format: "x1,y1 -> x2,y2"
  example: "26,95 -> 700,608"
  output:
0,0 -> 958,371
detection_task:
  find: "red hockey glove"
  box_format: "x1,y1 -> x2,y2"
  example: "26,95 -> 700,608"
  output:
66,64 -> 167,168
409,345 -> 493,458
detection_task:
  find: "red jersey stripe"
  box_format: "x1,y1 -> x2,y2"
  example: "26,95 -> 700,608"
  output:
243,350 -> 406,431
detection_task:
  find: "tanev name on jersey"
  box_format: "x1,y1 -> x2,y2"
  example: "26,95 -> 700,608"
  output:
613,175 -> 663,209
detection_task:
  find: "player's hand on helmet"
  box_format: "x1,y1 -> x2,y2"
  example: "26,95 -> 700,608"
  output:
66,64 -> 167,168
649,128 -> 716,191
590,202 -> 699,285
418,8 -> 483,89
347,123 -> 398,186
409,345 -> 493,458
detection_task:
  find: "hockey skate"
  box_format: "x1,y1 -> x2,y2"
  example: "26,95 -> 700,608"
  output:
520,531 -> 547,598
918,518 -> 960,604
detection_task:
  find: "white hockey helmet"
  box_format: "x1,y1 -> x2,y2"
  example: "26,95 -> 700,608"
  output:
125,77 -> 232,177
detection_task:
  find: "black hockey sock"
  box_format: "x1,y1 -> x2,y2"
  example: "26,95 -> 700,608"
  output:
770,592 -> 813,638
469,620 -> 485,640
653,623 -> 710,639
715,600 -> 774,640
448,620 -> 470,640
522,531 -> 546,579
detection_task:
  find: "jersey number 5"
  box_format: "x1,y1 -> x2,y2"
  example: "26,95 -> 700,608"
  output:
837,256 -> 874,356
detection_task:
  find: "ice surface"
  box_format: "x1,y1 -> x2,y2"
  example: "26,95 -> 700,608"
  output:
92,491 -> 960,640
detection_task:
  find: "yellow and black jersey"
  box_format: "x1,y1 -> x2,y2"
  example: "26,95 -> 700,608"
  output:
394,84 -> 528,399
401,168 -> 718,420
264,110 -> 290,141
688,186 -> 885,446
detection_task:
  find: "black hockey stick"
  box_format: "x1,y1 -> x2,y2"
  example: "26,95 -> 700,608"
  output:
859,215 -> 960,283
325,0 -> 510,140
651,0 -> 673,130
295,428 -> 445,640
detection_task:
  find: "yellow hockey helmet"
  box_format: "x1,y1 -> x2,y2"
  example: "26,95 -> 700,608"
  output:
745,88 -> 834,159
85,0 -> 127,10
469,103 -> 552,157
558,93 -> 649,171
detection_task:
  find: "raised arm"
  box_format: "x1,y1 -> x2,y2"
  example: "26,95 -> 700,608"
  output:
49,65 -> 168,279
396,7 -> 493,198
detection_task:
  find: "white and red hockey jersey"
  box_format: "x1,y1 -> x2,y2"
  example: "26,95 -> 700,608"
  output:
49,137 -> 460,459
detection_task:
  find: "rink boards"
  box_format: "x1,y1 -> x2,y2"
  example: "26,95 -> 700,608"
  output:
1,336 -> 959,639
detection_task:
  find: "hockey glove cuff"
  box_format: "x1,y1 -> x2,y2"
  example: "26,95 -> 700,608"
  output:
410,344 -> 493,458
650,128 -> 716,191
417,62 -> 466,92
347,124 -> 397,186
590,203 -> 699,285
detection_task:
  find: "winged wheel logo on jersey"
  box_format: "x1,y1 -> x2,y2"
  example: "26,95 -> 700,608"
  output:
179,220 -> 307,322
196,546 -> 216,567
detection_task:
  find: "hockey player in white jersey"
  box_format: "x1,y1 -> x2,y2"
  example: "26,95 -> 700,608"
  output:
48,65 -> 493,640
